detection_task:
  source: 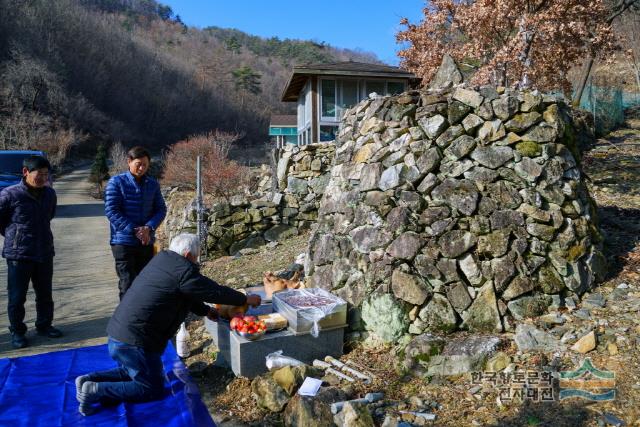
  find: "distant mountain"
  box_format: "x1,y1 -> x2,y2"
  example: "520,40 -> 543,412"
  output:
0,0 -> 382,160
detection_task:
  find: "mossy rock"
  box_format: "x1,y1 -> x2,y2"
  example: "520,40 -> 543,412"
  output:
567,241 -> 587,262
413,344 -> 444,366
399,334 -> 446,375
538,265 -> 565,294
589,224 -> 604,244
561,122 -> 582,164
361,293 -> 409,343
515,141 -> 542,157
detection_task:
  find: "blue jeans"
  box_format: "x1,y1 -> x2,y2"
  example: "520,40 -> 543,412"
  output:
87,338 -> 166,403
6,258 -> 54,334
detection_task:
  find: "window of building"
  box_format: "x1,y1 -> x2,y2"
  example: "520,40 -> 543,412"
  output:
321,79 -> 336,120
365,80 -> 385,97
387,81 -> 405,95
339,80 -> 359,116
320,125 -> 337,142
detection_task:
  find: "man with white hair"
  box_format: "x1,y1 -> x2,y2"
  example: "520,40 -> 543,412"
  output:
75,233 -> 261,415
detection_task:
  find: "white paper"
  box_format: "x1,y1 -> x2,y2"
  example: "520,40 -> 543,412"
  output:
297,377 -> 323,396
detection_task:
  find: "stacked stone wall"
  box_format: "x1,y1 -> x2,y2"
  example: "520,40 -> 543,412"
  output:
162,142 -> 335,256
304,86 -> 606,342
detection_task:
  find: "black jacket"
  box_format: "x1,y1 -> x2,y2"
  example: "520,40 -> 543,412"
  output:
0,180 -> 56,262
107,250 -> 247,352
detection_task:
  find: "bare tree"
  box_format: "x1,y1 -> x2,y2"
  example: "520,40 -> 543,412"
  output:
108,141 -> 129,175
572,0 -> 640,105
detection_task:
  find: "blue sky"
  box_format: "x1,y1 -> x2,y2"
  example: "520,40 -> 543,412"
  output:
161,1 -> 426,65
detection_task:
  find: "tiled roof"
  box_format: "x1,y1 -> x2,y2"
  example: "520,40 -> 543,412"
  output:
294,61 -> 411,74
281,61 -> 417,101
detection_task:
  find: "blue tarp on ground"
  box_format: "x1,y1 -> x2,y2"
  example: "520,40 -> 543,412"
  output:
0,343 -> 216,427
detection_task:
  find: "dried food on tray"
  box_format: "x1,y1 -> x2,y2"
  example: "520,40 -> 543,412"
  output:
277,294 -> 336,308
272,288 -> 347,336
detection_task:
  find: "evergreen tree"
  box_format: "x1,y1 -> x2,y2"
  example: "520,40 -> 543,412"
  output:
157,5 -> 173,21
90,143 -> 110,184
232,66 -> 262,109
232,66 -> 261,94
225,37 -> 241,54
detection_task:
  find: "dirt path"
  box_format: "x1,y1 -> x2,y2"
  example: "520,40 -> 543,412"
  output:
0,165 -> 119,358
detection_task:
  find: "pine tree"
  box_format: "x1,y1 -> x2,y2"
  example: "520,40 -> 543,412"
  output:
90,143 -> 110,184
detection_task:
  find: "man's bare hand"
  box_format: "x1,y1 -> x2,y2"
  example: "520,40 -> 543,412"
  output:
246,294 -> 261,307
134,226 -> 151,245
206,307 -> 219,322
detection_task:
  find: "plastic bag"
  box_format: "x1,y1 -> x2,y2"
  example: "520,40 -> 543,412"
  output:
265,350 -> 304,370
286,288 -> 341,337
300,304 -> 336,338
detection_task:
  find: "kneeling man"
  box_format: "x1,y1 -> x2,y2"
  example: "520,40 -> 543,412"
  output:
76,233 -> 260,415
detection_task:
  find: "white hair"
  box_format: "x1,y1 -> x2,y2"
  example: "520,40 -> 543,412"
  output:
168,233 -> 200,257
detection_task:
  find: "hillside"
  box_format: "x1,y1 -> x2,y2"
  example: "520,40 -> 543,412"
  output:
0,0 -> 380,162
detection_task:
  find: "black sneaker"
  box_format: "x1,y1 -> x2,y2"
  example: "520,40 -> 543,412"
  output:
37,326 -> 63,338
11,333 -> 28,349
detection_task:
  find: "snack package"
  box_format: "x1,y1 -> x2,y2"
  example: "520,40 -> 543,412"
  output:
258,313 -> 288,331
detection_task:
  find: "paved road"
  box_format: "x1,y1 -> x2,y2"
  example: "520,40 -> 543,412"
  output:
0,166 -> 119,358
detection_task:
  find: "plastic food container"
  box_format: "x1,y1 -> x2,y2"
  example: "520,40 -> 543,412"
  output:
272,288 -> 347,335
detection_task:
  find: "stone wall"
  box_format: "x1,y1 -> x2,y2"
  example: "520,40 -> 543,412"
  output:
162,142 -> 335,256
304,86 -> 606,343
274,142 -> 335,227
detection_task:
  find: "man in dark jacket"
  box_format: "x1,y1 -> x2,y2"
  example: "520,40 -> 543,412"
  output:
75,233 -> 260,416
104,146 -> 166,299
0,155 -> 62,349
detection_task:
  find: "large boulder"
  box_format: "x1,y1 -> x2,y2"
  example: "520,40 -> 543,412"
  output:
429,54 -> 463,89
426,335 -> 502,376
361,293 -> 409,343
283,387 -> 347,427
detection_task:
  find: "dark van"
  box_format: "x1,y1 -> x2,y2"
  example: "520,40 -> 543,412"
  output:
0,150 -> 49,191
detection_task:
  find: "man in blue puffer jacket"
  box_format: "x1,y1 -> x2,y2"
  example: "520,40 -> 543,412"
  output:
0,155 -> 62,349
104,146 -> 166,300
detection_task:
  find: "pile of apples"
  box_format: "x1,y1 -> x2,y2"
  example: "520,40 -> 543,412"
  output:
230,314 -> 267,335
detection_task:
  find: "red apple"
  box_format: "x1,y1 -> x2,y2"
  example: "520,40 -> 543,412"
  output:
230,316 -> 245,330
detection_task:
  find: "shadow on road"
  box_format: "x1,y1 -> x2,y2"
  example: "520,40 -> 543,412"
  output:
0,316 -> 111,357
598,206 -> 640,280
56,203 -> 105,218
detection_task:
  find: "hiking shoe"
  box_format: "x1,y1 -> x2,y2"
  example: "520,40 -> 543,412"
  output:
11,333 -> 28,349
78,381 -> 100,416
36,326 -> 62,338
75,375 -> 91,402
